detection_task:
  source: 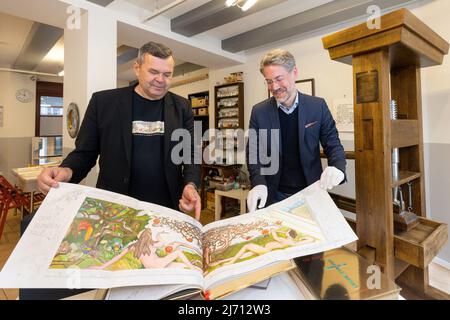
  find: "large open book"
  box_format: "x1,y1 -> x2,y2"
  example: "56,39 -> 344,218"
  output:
0,181 -> 357,299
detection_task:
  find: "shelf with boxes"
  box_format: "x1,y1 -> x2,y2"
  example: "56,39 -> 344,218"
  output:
188,90 -> 210,136
214,82 -> 244,130
188,91 -> 209,117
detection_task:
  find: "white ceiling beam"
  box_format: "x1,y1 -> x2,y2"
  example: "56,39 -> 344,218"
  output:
171,0 -> 286,37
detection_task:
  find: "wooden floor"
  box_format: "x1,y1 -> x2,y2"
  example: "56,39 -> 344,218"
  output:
1,208 -> 449,300
0,210 -> 21,300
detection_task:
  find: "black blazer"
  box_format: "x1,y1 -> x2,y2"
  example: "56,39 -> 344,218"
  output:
246,93 -> 346,205
61,85 -> 200,209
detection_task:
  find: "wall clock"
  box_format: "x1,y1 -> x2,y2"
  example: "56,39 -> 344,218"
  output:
15,88 -> 34,103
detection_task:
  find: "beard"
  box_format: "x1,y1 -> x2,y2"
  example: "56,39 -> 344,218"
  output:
273,88 -> 291,105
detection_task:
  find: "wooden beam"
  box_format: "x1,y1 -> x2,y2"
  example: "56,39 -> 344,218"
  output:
323,8 -> 449,54
171,73 -> 209,88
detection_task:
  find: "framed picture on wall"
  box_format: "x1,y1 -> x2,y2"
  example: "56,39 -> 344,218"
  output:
295,78 -> 315,96
268,78 -> 316,98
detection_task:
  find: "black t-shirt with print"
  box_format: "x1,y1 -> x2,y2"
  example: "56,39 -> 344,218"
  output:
128,91 -> 173,208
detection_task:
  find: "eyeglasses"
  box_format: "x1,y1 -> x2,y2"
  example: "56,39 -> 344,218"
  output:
264,75 -> 286,87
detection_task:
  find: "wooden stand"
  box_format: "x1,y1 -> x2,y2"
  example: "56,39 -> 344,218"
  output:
322,8 -> 449,299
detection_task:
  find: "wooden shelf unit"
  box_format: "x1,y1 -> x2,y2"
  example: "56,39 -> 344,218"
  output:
188,90 -> 209,116
214,82 -> 244,130
188,90 -> 210,135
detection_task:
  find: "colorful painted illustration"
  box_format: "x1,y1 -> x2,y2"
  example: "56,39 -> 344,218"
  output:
203,199 -> 325,275
49,197 -> 202,271
49,195 -> 324,275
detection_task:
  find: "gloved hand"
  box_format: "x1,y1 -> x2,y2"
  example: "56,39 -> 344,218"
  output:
247,185 -> 268,213
320,166 -> 345,190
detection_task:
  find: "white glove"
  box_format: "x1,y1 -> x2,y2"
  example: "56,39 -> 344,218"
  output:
247,185 -> 268,213
320,166 -> 344,190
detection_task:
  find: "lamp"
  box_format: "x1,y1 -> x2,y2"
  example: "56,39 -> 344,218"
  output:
225,0 -> 258,11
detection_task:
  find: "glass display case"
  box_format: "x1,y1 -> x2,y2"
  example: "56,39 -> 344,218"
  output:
31,136 -> 63,165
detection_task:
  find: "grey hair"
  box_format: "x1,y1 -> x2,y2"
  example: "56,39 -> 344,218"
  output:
137,41 -> 173,64
259,49 -> 296,74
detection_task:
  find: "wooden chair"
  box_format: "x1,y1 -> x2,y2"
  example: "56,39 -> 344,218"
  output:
0,175 -> 28,240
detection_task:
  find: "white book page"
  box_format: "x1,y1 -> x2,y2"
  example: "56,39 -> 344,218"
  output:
202,182 -> 357,289
0,183 -> 204,289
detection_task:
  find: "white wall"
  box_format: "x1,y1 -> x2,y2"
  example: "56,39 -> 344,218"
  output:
415,0 -> 450,144
208,31 -> 354,138
63,8 -> 117,150
63,12 -> 88,150
412,0 -> 450,264
0,71 -> 36,138
170,68 -> 210,99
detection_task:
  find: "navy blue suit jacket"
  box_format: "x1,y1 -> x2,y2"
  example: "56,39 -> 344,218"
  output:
246,92 -> 346,205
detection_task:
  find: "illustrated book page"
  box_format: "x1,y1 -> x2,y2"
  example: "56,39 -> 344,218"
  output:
201,182 -> 357,295
0,183 -> 204,289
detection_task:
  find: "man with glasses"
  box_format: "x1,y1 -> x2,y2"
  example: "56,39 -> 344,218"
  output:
38,41 -> 201,219
246,49 -> 346,212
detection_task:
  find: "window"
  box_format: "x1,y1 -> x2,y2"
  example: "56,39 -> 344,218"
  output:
35,81 -> 63,137
40,96 -> 63,116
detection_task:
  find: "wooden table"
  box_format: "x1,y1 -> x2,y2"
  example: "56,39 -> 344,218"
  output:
214,188 -> 249,221
199,163 -> 241,209
11,163 -> 59,214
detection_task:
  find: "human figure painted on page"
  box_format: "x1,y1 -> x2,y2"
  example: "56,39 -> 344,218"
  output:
89,229 -> 202,271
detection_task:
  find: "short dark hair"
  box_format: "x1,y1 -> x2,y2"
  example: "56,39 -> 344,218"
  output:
137,41 -> 173,64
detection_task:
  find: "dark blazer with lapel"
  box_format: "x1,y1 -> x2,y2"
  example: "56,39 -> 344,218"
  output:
61,85 -> 200,209
246,92 -> 346,205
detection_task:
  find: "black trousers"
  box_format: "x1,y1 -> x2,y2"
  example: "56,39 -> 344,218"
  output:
18,213 -> 90,300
